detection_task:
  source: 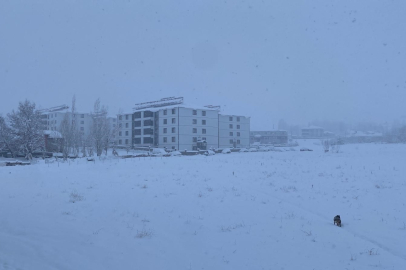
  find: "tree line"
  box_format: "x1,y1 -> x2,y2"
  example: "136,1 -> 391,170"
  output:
0,97 -> 116,160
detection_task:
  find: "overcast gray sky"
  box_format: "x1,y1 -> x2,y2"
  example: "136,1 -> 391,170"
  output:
1,0 -> 406,129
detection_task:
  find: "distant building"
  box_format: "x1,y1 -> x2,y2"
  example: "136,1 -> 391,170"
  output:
44,130 -> 63,152
116,97 -> 251,150
344,130 -> 383,143
250,130 -> 288,145
301,126 -> 324,138
39,105 -> 117,142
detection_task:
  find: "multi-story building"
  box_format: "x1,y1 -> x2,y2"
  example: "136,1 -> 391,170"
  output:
250,130 -> 288,145
116,97 -> 250,150
219,115 -> 251,148
40,105 -> 117,141
301,126 -> 324,138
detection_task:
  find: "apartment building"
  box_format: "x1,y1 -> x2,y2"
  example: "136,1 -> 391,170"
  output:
40,105 -> 117,140
250,130 -> 288,145
116,97 -> 250,150
219,114 -> 251,148
301,126 -> 324,138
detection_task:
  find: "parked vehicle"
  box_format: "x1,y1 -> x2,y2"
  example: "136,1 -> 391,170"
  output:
205,150 -> 215,156
248,148 -> 258,152
239,148 -> 249,152
222,148 -> 231,154
151,148 -> 170,157
300,148 -> 313,151
170,151 -> 182,157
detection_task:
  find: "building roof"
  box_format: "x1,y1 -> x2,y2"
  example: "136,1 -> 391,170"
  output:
44,130 -> 62,138
302,125 -> 323,130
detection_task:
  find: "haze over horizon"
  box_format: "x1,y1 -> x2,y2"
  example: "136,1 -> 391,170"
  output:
1,0 -> 406,130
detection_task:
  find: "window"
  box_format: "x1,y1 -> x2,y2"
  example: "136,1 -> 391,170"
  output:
202,120 -> 206,125
163,137 -> 167,143
193,137 -> 197,142
144,120 -> 153,126
125,115 -> 129,120
163,119 -> 167,124
80,121 -> 84,124
172,146 -> 176,149
172,127 -> 176,133
172,118 -> 176,124
172,137 -> 176,142
125,123 -> 129,128
172,108 -> 176,114
134,112 -> 141,118
237,139 -> 240,144
229,124 -> 233,129
134,138 -> 141,144
237,132 -> 240,137
229,139 -> 233,144
193,110 -> 197,115
229,116 -> 233,121
119,131 -> 122,136
237,117 -> 240,122
237,125 -> 240,129
134,121 -> 141,127
81,114 -> 84,118
193,128 -> 197,133
193,146 -> 198,150
119,139 -> 122,144
230,132 -> 233,136
119,115 -> 122,120
144,111 -> 153,117
143,137 -> 153,144
202,129 -> 206,134
144,128 -> 153,135
125,139 -> 129,144
125,131 -> 129,136
202,111 -> 206,116
163,110 -> 167,115
163,128 -> 167,134
202,137 -> 206,141
134,129 -> 141,135
80,127 -> 84,131
193,119 -> 197,124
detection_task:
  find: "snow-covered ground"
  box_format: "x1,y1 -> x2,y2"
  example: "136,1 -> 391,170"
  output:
1,141 -> 405,270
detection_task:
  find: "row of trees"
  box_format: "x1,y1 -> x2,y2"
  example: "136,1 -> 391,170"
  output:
0,97 -> 116,160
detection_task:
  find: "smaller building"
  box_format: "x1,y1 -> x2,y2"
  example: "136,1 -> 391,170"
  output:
44,130 -> 63,152
344,130 -> 383,143
250,130 -> 288,145
301,126 -> 324,138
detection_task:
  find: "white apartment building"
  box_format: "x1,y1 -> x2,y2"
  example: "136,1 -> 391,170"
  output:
116,113 -> 133,146
40,106 -> 117,142
219,114 -> 251,148
116,97 -> 250,150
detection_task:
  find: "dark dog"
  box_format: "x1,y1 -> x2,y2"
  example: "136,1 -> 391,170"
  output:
334,215 -> 341,227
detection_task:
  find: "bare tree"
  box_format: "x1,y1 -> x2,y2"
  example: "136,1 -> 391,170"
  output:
90,99 -> 110,156
321,139 -> 330,153
59,96 -> 82,160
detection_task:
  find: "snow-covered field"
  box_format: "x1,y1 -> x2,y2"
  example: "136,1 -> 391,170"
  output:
1,141 -> 406,270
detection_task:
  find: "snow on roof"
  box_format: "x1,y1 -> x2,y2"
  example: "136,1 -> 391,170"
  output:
44,130 -> 63,138
133,103 -> 221,113
346,131 -> 383,137
302,126 -> 323,130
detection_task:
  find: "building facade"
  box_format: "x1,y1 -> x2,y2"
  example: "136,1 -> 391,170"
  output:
301,126 -> 324,138
219,115 -> 251,148
40,105 -> 117,143
116,97 -> 251,150
250,130 -> 288,145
